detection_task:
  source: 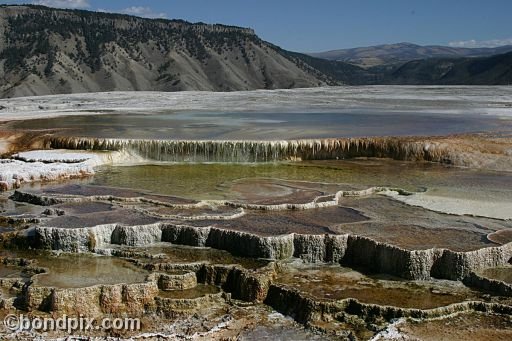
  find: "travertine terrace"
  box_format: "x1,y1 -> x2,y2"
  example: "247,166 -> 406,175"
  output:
0,88 -> 511,340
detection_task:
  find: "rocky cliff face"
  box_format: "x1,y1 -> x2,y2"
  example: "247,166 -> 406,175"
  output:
0,5 -> 333,98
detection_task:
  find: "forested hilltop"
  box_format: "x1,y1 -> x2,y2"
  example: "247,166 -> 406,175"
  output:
0,5 -> 510,98
0,5 -> 335,97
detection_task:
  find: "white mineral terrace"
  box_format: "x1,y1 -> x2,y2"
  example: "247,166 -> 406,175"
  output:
384,190 -> 512,221
14,150 -> 110,164
0,86 -> 512,121
0,150 -> 128,191
85,186 -> 512,221
7,149 -> 511,221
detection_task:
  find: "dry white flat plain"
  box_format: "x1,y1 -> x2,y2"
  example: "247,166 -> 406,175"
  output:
0,86 -> 511,122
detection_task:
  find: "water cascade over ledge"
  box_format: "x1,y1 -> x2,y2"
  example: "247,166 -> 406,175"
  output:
44,136 -> 451,163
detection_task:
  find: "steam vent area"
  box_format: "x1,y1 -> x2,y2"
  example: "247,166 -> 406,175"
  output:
0,87 -> 512,340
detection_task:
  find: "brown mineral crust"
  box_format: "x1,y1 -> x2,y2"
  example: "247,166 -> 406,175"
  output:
397,312 -> 512,341
333,223 -> 496,252
42,184 -> 197,204
25,281 -> 159,317
194,207 -> 368,236
488,229 -> 512,245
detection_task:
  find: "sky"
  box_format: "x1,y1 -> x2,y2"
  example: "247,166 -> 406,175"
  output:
2,0 -> 512,52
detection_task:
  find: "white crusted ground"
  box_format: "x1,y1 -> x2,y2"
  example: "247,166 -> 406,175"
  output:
0,150 -> 129,191
0,159 -> 94,191
14,150 -> 102,163
384,191 -> 512,221
370,318 -> 408,340
0,86 -> 511,121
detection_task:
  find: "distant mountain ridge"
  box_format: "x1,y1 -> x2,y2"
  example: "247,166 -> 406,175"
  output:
309,42 -> 512,68
295,50 -> 512,85
0,5 -> 511,98
0,5 -> 335,97
381,51 -> 512,85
